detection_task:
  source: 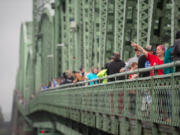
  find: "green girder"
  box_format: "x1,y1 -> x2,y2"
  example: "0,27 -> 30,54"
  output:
13,0 -> 180,134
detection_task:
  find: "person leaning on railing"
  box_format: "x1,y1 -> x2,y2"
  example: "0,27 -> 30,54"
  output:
86,67 -> 99,85
120,47 -> 141,72
131,42 -> 165,76
129,62 -> 138,79
97,68 -> 108,83
72,71 -> 87,83
138,45 -> 152,77
107,52 -> 125,81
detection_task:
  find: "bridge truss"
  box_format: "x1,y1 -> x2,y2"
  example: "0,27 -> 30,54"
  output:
12,0 -> 180,135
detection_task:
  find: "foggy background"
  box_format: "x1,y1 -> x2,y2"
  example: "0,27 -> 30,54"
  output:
0,0 -> 32,121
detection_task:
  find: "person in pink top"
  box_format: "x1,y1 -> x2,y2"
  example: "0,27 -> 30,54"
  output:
131,42 -> 165,76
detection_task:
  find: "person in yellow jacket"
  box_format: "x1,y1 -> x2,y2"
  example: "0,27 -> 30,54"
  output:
97,69 -> 107,83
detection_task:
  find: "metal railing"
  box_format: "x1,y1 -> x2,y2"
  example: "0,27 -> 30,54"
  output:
18,61 -> 180,134
42,61 -> 180,91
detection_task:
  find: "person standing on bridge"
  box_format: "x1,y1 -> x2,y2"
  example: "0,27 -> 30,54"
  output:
80,67 -> 86,77
72,71 -> 87,83
120,48 -> 141,72
107,52 -> 125,81
131,42 -> 165,76
87,67 -> 99,85
164,31 -> 180,74
138,45 -> 153,77
172,39 -> 180,72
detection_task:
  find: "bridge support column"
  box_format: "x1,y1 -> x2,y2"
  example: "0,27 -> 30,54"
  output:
20,121 -> 34,135
120,117 -> 130,135
12,110 -> 34,135
172,127 -> 179,135
136,120 -> 142,135
22,126 -> 34,135
152,123 -> 158,135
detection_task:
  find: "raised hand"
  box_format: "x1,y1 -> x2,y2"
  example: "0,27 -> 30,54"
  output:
131,41 -> 138,47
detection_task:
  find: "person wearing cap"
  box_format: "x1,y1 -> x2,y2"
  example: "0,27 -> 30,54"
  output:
120,48 -> 141,72
138,45 -> 152,77
131,42 -> 165,76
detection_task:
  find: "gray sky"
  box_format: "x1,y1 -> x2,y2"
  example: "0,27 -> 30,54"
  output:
0,0 -> 32,121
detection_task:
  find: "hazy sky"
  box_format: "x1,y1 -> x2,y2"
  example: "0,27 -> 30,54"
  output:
0,0 -> 32,121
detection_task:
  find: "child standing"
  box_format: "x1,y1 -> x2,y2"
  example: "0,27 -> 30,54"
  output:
129,62 -> 138,79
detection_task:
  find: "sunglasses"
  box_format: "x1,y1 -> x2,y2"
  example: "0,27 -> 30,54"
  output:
134,49 -> 139,51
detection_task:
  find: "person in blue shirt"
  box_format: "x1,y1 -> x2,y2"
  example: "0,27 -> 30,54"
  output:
41,84 -> 47,91
138,45 -> 152,77
87,67 -> 99,85
52,78 -> 57,87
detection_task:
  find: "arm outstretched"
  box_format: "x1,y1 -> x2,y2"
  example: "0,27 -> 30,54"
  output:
131,42 -> 148,57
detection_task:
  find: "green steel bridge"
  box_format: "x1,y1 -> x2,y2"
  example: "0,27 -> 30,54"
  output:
12,0 -> 180,134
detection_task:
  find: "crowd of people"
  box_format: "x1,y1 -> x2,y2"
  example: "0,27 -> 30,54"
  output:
40,31 -> 180,91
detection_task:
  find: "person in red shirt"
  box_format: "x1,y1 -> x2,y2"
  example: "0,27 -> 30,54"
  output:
131,42 -> 165,76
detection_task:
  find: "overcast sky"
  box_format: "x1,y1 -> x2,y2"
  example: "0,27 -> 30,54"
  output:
0,0 -> 32,121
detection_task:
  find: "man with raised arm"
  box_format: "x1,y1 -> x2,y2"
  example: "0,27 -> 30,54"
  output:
120,48 -> 141,72
131,42 -> 165,76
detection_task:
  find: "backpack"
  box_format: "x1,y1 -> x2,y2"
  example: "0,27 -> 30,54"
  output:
172,39 -> 180,61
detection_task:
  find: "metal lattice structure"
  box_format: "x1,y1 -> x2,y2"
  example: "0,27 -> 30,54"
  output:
33,0 -> 180,75
12,0 -> 180,135
39,12 -> 55,84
